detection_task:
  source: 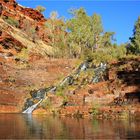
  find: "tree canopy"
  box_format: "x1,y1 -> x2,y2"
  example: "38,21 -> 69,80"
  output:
66,8 -> 117,58
129,16 -> 140,54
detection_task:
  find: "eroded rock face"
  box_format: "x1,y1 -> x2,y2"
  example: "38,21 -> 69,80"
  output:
0,30 -> 25,52
0,0 -> 49,43
106,58 -> 140,106
0,57 -> 77,113
20,8 -> 46,22
57,58 -> 140,117
0,60 -> 25,113
1,0 -> 46,22
0,0 -> 66,50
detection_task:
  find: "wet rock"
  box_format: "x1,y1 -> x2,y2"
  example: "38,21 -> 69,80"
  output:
60,76 -> 74,86
30,88 -> 48,100
75,61 -> 89,74
48,86 -> 57,93
23,98 -> 34,110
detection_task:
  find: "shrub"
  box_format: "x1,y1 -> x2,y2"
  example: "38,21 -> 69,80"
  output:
15,48 -> 29,62
5,17 -> 19,27
35,5 -> 46,13
21,19 -> 39,42
91,103 -> 100,116
55,86 -> 65,97
82,46 -> 126,64
41,98 -> 52,109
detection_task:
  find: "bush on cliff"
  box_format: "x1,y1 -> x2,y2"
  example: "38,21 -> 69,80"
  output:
35,5 -> 46,13
4,17 -> 19,28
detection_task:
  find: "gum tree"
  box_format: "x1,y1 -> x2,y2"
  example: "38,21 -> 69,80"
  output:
129,16 -> 140,54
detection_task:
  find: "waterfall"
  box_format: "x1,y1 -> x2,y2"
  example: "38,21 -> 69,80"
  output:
59,76 -> 74,86
22,86 -> 57,114
22,61 -> 107,114
91,63 -> 107,83
22,99 -> 43,114
75,61 -> 89,75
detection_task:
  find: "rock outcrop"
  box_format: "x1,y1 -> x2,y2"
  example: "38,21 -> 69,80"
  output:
1,0 -> 46,22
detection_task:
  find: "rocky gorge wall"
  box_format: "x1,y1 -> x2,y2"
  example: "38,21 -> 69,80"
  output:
0,0 -> 139,118
0,0 -> 52,46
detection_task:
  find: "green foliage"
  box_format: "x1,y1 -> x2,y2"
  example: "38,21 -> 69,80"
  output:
101,32 -> 115,48
91,103 -> 100,116
4,17 -> 19,27
8,76 -> 15,83
129,16 -> 140,54
82,45 -> 126,64
15,48 -> 29,62
44,11 -> 68,58
66,8 -> 116,58
90,13 -> 103,50
67,8 -> 91,57
35,5 -> 46,13
41,98 -> 52,109
21,19 -> 38,42
55,86 -> 65,97
41,7 -> 125,61
77,69 -> 94,85
45,11 -> 60,48
119,111 -> 129,119
81,47 -> 95,61
55,86 -> 68,105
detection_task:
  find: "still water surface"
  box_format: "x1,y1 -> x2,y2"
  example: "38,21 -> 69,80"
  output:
0,114 -> 140,139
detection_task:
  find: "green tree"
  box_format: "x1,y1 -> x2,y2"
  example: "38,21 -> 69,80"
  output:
67,8 -> 104,57
129,16 -> 140,54
67,8 -> 91,57
22,19 -> 38,42
45,11 -> 59,47
101,32 -> 115,48
89,13 -> 103,51
45,11 -> 68,57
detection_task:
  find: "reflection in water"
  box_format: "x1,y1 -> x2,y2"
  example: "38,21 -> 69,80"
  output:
0,114 -> 139,139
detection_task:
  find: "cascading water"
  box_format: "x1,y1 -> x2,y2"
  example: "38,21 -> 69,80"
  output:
22,87 -> 57,114
91,63 -> 107,83
22,61 -> 107,114
22,99 -> 43,114
75,61 -> 89,75
60,76 -> 74,86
